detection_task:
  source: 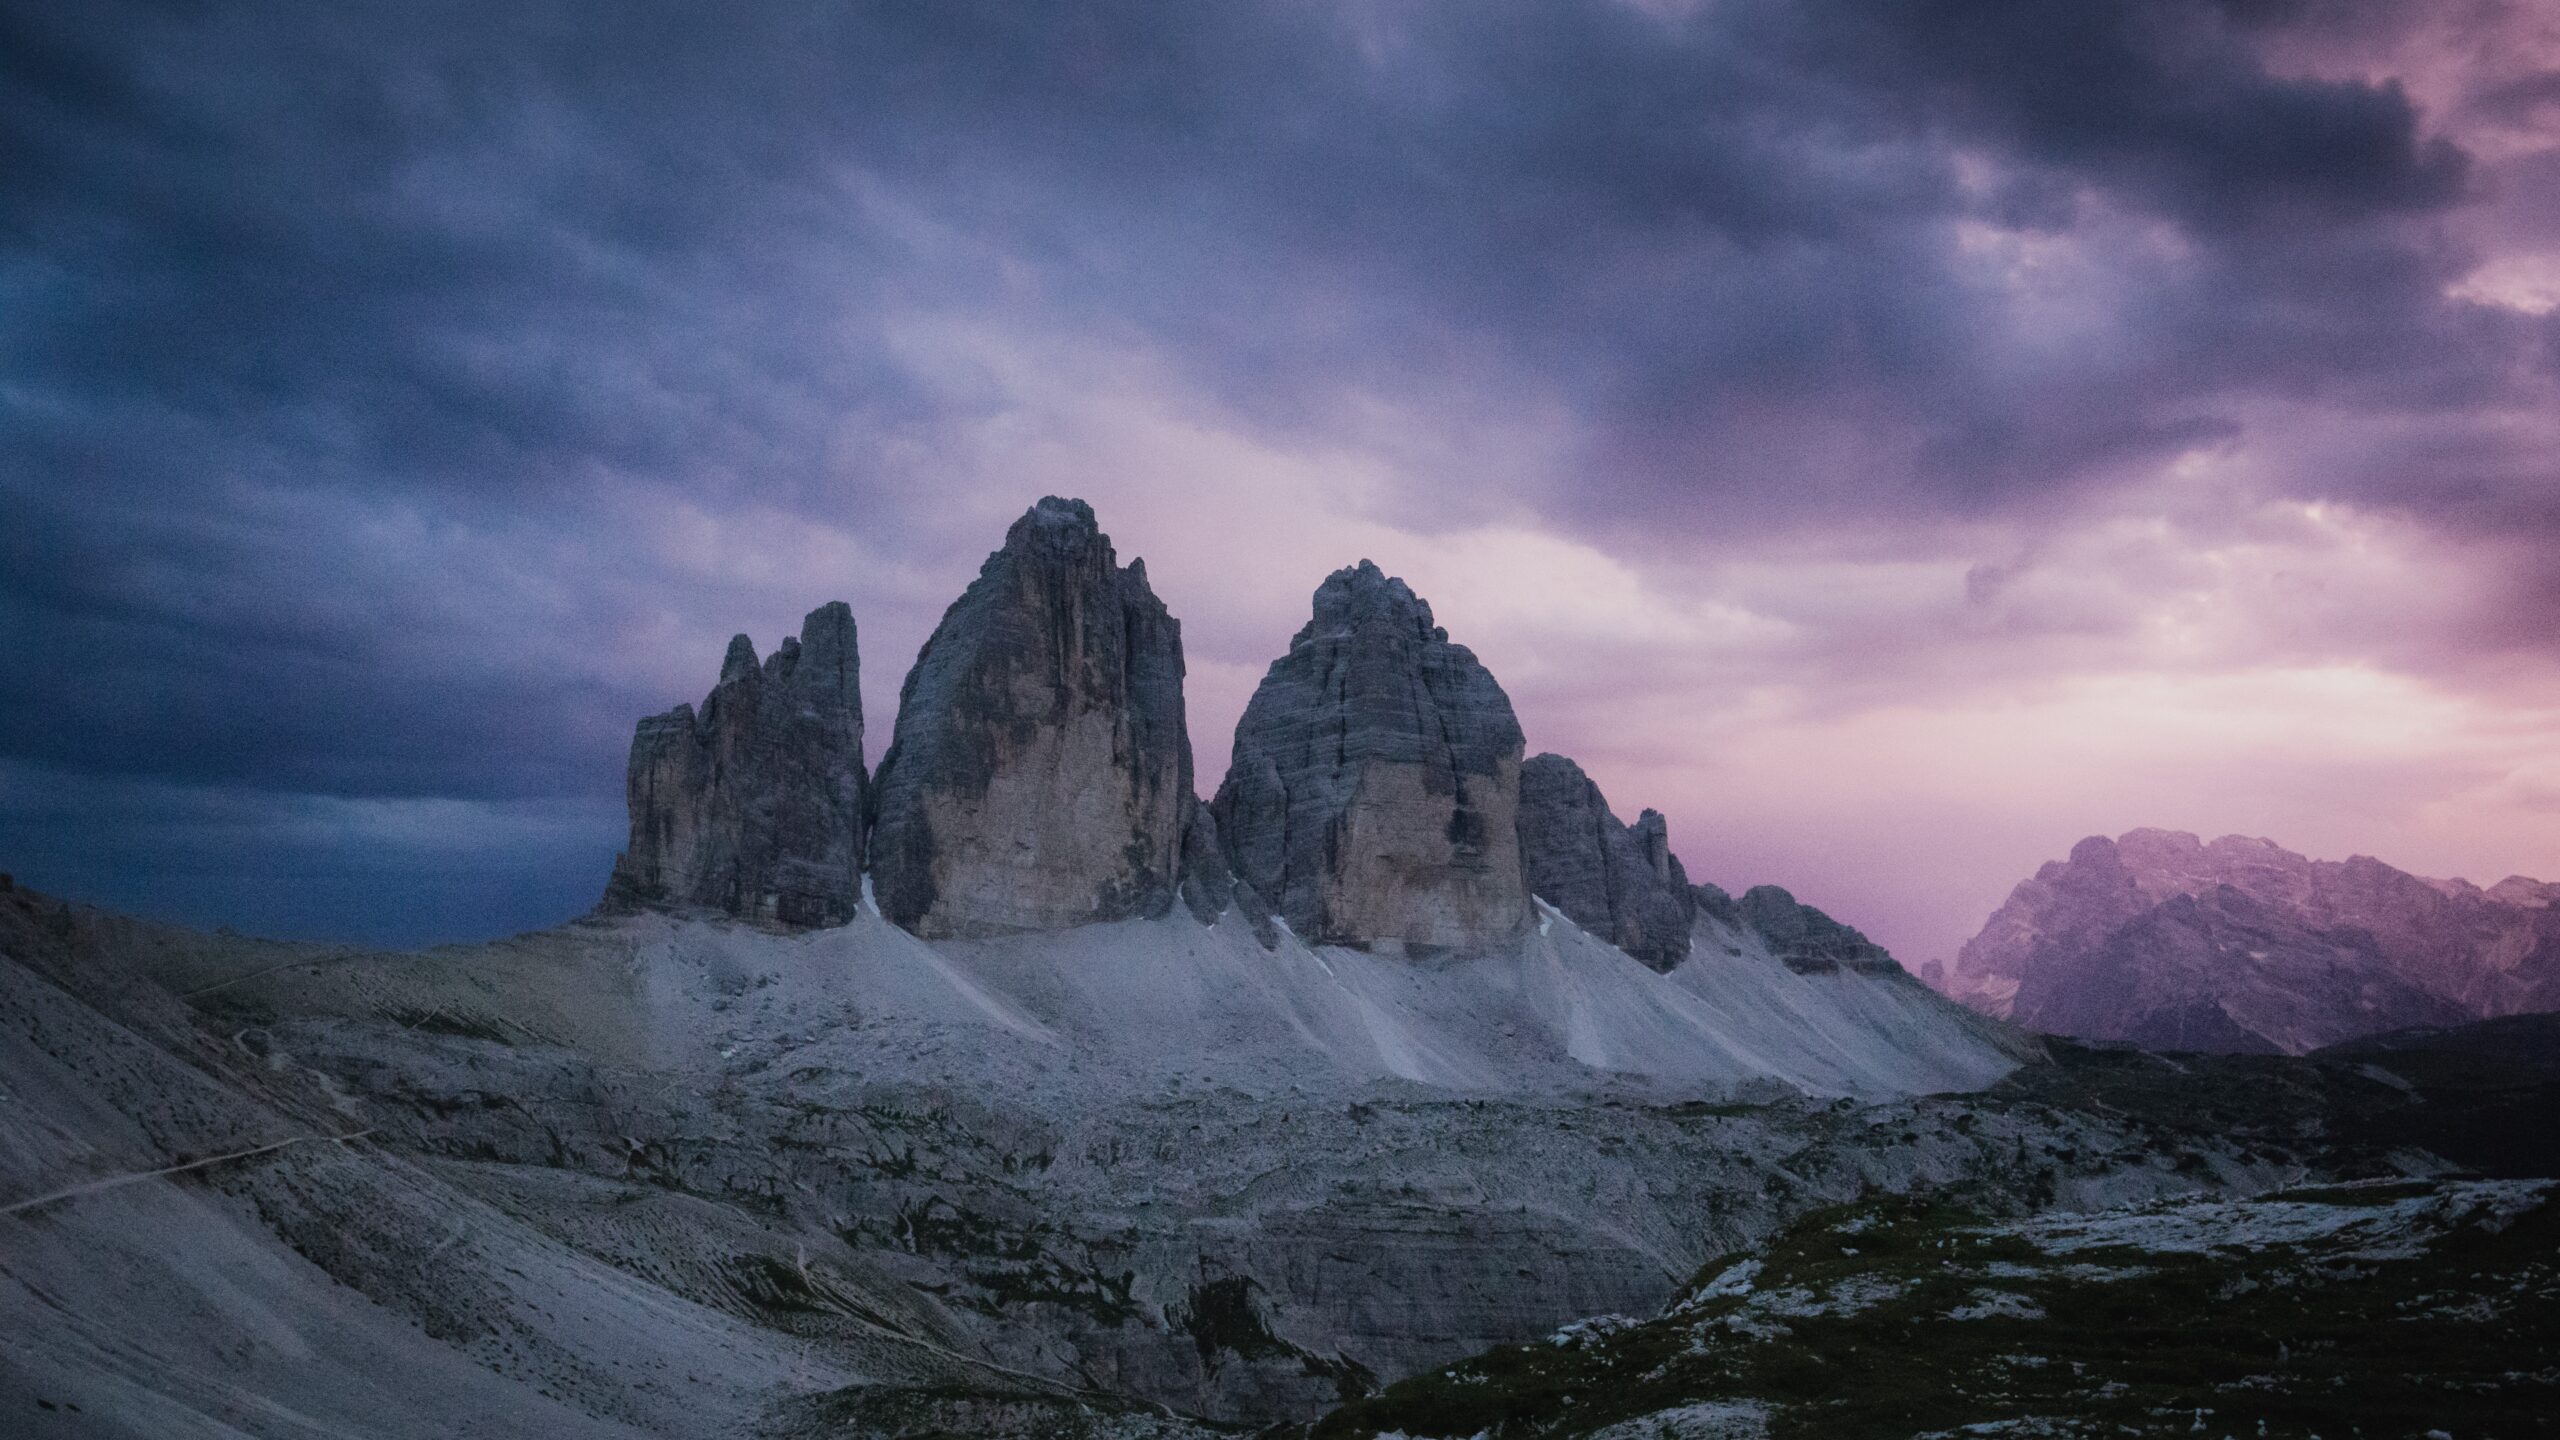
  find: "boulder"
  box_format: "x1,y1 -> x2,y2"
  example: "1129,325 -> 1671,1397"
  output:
1515,753 -> 1694,970
1211,561 -> 1530,952
601,602 -> 866,927
869,498 -> 1193,938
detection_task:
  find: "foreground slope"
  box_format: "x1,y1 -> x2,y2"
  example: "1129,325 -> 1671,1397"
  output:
12,873 -> 2353,1436
0,889 -> 881,1440
1313,1177 -> 2559,1440
174,889 -> 2027,1118
1309,1018 -> 2560,1438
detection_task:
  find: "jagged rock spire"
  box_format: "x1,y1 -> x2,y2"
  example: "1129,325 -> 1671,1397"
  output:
1212,560 -> 1531,953
602,601 -> 867,927
869,497 -> 1202,938
1516,753 -> 1695,971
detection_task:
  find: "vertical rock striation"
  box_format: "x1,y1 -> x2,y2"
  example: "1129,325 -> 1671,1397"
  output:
869,497 -> 1195,938
602,602 -> 866,927
1212,561 -> 1531,953
1515,753 -> 1695,970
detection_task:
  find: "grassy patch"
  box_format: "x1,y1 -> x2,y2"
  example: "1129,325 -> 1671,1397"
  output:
1306,1184 -> 2560,1440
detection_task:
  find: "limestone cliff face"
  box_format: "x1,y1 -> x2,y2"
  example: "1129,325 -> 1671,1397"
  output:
602,602 -> 866,927
1515,753 -> 1694,971
1212,561 -> 1531,953
869,498 -> 1194,938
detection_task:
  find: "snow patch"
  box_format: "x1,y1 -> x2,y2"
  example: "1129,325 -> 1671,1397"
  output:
1586,1400 -> 1771,1439
1946,1290 -> 2047,1321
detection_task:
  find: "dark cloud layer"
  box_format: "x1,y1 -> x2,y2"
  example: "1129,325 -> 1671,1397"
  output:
4,0 -> 2553,949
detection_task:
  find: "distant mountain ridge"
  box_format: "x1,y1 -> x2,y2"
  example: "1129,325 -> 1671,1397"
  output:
1928,828 -> 2560,1053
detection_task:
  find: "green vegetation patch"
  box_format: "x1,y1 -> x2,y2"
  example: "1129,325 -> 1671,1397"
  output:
1308,1183 -> 2560,1440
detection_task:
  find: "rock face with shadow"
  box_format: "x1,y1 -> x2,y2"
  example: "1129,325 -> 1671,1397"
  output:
1212,561 -> 1531,953
601,601 -> 866,928
1515,753 -> 1696,971
869,497 -> 1196,938
1174,794 -> 1274,935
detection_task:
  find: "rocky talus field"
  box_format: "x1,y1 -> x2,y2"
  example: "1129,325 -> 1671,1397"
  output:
7,501 -> 2554,1438
8,884 -> 2554,1439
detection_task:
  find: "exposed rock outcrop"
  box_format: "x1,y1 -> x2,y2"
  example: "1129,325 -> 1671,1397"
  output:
1212,561 -> 1531,953
1691,881 -> 1742,930
1942,828 -> 2560,1053
1174,797 -> 1234,926
602,602 -> 866,927
1732,884 -> 1901,975
1515,753 -> 1694,970
869,498 -> 1193,938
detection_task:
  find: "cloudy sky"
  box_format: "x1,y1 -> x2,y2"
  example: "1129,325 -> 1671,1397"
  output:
7,0 -> 2559,963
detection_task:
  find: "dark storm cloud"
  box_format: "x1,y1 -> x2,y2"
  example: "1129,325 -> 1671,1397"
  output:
1588,0 -> 2513,520
2,0 -> 2549,943
0,758 -> 615,945
1817,0 -> 2468,225
3,1 -> 2490,522
0,0 -> 945,823
0,2 -> 935,502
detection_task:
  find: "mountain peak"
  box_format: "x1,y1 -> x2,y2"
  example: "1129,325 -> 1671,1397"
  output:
1516,753 -> 1694,971
603,603 -> 867,928
1944,827 -> 2560,1052
2067,834 -> 2123,866
871,499 -> 1195,938
1311,558 -> 1440,636
1005,494 -> 1104,548
1214,565 -> 1527,952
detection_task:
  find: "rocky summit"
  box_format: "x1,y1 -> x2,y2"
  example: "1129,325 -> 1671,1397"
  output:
1722,882 -> 1902,975
1212,561 -> 1532,952
1516,753 -> 1695,971
602,601 -> 866,928
869,497 -> 1196,938
591,508 -> 1904,972
1938,828 -> 2560,1053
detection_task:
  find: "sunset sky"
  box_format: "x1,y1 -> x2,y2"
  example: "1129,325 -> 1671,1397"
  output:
6,1 -> 2559,964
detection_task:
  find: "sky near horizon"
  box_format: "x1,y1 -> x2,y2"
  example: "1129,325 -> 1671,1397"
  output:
6,1 -> 2560,963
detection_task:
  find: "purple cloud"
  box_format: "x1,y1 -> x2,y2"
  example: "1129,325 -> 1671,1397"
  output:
4,0 -> 2556,961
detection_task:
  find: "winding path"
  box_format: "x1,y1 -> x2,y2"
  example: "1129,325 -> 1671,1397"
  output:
0,1130 -> 373,1218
